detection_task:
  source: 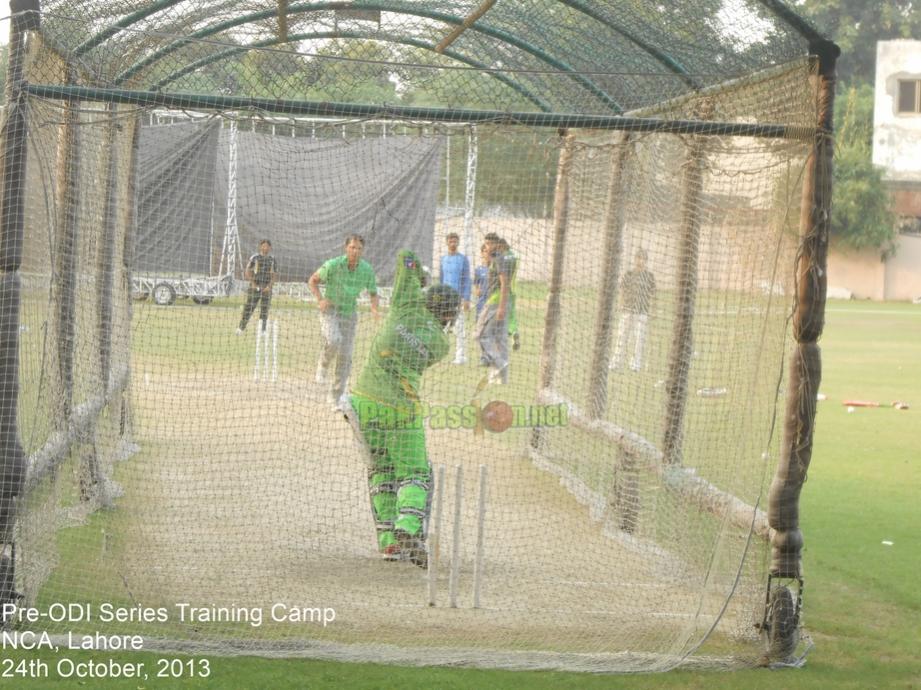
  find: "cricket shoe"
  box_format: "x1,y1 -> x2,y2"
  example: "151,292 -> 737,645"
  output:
395,530 -> 427,569
315,362 -> 329,385
381,543 -> 402,562
488,364 -> 508,385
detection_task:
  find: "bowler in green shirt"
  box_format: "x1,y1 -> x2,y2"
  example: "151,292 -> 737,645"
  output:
308,234 -> 380,407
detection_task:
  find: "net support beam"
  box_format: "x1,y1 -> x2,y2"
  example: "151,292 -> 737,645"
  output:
21,84 -> 814,140
52,69 -> 80,420
536,132 -> 573,393
531,132 -> 573,452
461,126 -> 478,257
661,101 -> 712,466
97,104 -> 119,387
122,116 -> 141,278
219,119 -> 240,279
76,104 -> 122,501
119,116 -> 142,443
535,389 -> 771,538
768,42 -> 839,580
435,0 -> 496,53
0,4 -> 34,613
588,133 -> 631,420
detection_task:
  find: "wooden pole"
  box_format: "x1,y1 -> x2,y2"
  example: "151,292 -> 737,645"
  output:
120,115 -> 142,440
531,131 -> 574,452
51,68 -> 80,420
97,104 -> 119,387
768,42 -> 839,579
276,0 -> 289,43
588,133 -> 631,420
537,131 -> 574,394
661,101 -> 713,466
435,0 -> 496,54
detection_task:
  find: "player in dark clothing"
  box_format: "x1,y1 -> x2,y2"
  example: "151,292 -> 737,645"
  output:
237,239 -> 278,333
610,249 -> 656,371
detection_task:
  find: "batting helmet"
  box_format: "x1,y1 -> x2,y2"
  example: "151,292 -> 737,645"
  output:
425,283 -> 461,325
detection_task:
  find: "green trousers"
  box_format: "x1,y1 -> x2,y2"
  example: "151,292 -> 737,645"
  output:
350,393 -> 432,551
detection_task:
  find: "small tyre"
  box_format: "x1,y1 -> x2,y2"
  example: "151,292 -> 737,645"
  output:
191,296 -> 213,305
766,585 -> 799,660
152,283 -> 176,306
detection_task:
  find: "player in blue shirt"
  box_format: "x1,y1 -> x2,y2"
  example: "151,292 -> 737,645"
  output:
472,243 -> 490,365
438,233 -> 472,364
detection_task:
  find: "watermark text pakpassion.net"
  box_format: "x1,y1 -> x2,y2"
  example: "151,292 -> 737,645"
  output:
353,399 -> 569,433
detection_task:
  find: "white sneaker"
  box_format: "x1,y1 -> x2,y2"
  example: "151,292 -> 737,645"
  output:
316,363 -> 329,385
452,357 -> 467,365
235,328 -> 243,336
489,364 -> 509,385
488,366 -> 507,385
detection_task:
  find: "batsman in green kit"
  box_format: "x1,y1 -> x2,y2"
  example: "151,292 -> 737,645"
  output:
347,250 -> 460,567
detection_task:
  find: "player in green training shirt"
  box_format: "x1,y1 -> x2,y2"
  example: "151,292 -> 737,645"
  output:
308,235 -> 379,408
346,249 -> 460,567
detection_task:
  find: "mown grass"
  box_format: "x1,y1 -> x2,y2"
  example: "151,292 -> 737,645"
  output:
5,299 -> 921,688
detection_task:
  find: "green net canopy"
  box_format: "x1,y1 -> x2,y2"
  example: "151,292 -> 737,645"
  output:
28,0 -> 825,116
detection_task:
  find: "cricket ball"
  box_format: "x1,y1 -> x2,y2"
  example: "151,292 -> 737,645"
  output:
481,400 -> 514,433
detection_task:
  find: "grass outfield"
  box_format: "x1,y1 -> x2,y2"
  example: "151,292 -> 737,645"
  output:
6,299 -> 921,688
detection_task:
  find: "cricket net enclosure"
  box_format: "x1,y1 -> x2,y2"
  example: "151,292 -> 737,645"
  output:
2,0 -> 835,673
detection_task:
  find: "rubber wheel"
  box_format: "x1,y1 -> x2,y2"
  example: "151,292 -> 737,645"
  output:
191,296 -> 213,305
152,283 -> 176,306
766,585 -> 799,660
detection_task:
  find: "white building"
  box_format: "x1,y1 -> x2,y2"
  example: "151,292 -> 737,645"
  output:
827,40 -> 921,301
874,40 -> 921,204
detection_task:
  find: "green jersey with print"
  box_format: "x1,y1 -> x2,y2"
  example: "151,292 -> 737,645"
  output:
353,250 -> 449,409
317,255 -> 378,316
504,249 -> 518,295
485,250 -> 514,306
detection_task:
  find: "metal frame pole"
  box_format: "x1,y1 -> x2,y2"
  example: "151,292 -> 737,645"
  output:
219,119 -> 240,279
0,0 -> 40,616
461,125 -> 478,255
